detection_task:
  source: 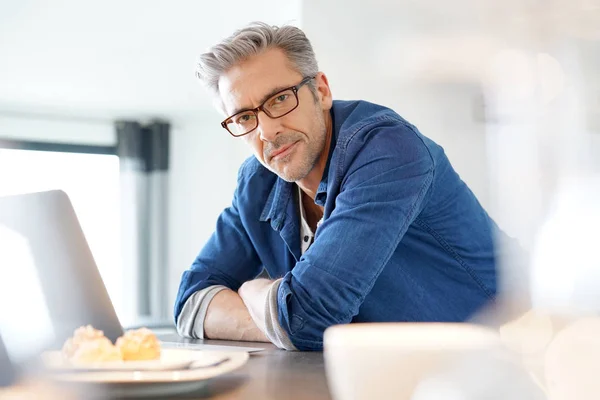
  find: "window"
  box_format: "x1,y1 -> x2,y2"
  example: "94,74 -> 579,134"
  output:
0,145 -> 123,323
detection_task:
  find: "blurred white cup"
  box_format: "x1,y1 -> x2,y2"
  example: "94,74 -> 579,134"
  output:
324,323 -> 502,400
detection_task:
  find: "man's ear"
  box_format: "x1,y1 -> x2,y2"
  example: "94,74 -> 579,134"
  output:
315,72 -> 333,110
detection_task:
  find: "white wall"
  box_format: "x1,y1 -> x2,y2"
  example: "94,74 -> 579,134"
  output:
0,0 -> 303,120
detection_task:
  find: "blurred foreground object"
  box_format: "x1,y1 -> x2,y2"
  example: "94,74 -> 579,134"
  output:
324,323 -> 506,400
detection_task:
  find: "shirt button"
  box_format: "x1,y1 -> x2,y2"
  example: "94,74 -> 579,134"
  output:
303,235 -> 309,242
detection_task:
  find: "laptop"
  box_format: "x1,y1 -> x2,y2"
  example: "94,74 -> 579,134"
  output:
0,190 -> 263,355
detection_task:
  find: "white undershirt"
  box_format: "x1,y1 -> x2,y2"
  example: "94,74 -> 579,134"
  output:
298,185 -> 317,254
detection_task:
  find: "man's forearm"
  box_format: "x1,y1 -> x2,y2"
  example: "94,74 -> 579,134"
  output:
203,288 -> 270,342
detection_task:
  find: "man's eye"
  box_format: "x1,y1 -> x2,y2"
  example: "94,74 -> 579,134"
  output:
275,94 -> 288,103
235,114 -> 254,124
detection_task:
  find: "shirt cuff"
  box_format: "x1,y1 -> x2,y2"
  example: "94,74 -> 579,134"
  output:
176,285 -> 228,339
263,278 -> 297,350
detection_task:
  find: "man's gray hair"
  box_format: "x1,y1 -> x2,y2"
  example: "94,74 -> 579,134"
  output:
196,22 -> 319,95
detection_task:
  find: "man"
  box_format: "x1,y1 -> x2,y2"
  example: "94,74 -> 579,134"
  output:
174,22 -> 501,351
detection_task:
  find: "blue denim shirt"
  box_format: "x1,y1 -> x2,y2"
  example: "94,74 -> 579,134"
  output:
174,100 -> 500,351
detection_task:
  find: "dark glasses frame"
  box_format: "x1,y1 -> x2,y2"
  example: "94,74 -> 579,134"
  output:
220,76 -> 316,137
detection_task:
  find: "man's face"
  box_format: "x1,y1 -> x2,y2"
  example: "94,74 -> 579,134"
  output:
218,48 -> 331,182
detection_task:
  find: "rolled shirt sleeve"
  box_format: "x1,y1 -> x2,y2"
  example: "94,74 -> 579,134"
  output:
263,279 -> 297,350
176,285 -> 228,339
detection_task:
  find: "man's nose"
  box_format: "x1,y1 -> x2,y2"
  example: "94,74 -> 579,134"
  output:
256,112 -> 283,143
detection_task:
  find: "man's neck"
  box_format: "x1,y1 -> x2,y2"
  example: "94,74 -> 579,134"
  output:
297,111 -> 333,201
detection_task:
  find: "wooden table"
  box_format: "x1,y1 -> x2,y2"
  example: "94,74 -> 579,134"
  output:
155,339 -> 332,400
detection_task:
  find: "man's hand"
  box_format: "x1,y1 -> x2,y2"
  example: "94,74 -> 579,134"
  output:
238,278 -> 274,333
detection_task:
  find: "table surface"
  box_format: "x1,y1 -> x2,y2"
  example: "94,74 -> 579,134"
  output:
155,338 -> 332,400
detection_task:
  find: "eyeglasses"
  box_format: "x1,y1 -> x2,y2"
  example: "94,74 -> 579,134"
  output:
221,76 -> 316,137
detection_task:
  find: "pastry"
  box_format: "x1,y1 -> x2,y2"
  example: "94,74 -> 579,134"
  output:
69,337 -> 122,364
115,328 -> 161,361
61,325 -> 106,359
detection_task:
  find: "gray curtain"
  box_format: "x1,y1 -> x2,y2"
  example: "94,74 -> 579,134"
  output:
116,120 -> 170,325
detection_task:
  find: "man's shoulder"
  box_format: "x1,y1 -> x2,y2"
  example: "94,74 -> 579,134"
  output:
332,99 -> 401,119
332,100 -> 421,144
332,100 -> 438,162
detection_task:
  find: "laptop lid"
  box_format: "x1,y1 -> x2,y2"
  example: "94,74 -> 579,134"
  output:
0,190 -> 124,358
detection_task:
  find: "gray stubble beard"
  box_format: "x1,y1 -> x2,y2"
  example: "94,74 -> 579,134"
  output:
272,112 -> 327,183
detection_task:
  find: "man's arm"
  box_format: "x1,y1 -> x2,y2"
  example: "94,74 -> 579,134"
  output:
203,289 -> 269,342
176,285 -> 269,342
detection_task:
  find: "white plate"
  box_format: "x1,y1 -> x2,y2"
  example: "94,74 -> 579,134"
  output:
45,351 -> 249,398
42,348 -> 223,372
